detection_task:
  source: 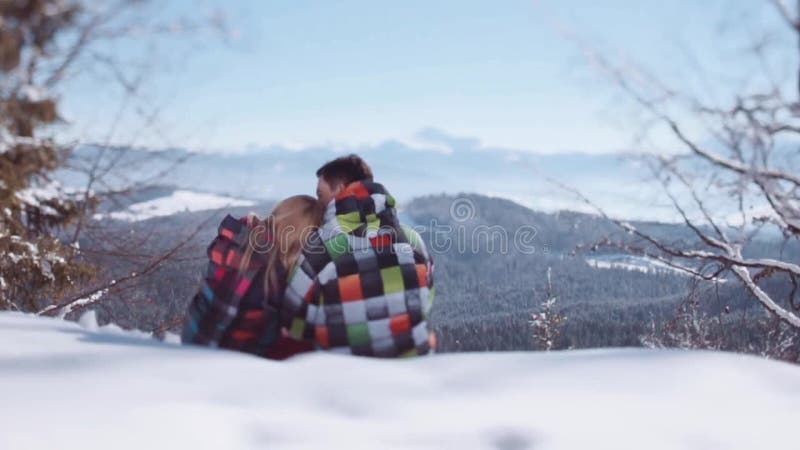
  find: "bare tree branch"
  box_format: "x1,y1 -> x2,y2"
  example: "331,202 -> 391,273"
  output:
39,210 -> 216,317
770,0 -> 800,31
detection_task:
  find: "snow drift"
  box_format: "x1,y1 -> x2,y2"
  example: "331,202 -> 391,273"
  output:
1,312 -> 798,450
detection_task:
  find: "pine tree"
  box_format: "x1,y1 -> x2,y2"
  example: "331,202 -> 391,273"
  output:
0,1 -> 95,312
530,268 -> 567,351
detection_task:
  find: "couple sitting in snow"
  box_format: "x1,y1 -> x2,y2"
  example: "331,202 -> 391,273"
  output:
181,155 -> 436,359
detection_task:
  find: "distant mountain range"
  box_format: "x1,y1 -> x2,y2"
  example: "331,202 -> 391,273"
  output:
63,141 -> 670,221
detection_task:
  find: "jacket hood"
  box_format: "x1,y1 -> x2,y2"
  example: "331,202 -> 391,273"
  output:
320,180 -> 401,239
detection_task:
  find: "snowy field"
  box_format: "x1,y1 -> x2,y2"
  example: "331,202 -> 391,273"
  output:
584,254 -> 689,276
1,312 -> 799,450
93,190 -> 255,222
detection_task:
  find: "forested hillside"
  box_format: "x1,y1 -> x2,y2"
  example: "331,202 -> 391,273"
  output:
406,194 -> 798,351
76,189 -> 797,351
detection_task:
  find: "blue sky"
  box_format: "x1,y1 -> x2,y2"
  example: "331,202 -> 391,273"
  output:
59,0 -> 790,154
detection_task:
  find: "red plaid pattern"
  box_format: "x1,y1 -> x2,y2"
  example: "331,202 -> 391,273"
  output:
182,214 -> 313,359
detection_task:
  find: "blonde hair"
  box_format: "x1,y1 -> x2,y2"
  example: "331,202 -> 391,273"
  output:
240,195 -> 324,300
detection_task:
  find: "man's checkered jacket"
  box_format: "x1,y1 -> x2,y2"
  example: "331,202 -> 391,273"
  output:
276,180 -> 435,357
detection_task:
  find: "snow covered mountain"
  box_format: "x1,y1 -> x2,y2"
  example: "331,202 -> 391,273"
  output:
64,139 -> 663,221
2,312 -> 798,450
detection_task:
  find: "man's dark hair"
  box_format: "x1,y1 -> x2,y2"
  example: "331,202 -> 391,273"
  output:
316,154 -> 373,187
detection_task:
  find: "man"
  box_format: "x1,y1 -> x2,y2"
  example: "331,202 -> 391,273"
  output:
276,154 -> 435,357
315,154 -> 373,205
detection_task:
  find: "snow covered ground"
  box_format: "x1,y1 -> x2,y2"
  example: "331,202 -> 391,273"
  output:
1,312 -> 799,450
93,189 -> 255,222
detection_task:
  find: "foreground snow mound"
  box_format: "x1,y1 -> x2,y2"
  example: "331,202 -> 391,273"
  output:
1,313 -> 799,450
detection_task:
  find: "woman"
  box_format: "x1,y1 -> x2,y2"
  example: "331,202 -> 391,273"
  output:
181,195 -> 324,360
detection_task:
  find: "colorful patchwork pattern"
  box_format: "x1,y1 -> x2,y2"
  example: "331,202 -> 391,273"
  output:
279,181 -> 436,358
